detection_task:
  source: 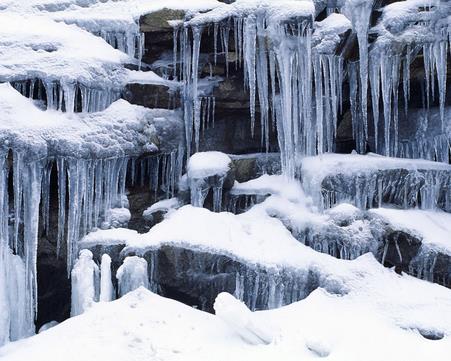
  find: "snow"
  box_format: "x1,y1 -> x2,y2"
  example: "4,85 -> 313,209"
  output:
104,208 -> 131,229
313,13 -> 351,53
0,0 -> 450,357
231,174 -> 307,204
187,0 -> 315,26
214,292 -> 273,345
142,197 -> 181,220
1,0 -> 222,28
0,285 -> 450,361
79,228 -> 139,248
371,208 -> 451,256
187,152 -> 232,179
0,83 -> 182,160
301,152 -> 451,180
126,70 -> 180,90
0,12 -> 128,88
37,321 -> 59,334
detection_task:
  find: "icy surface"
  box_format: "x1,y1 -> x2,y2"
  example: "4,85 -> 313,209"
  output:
127,70 -> 180,90
187,152 -> 232,209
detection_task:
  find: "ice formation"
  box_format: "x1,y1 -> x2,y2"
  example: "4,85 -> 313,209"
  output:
174,0 -> 451,171
301,153 -> 451,210
71,250 -> 99,317
99,254 -> 114,303
116,257 -> 150,297
187,152 -> 232,210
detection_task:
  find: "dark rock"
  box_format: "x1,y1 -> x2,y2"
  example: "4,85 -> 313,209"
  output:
140,9 -> 186,33
122,83 -> 180,109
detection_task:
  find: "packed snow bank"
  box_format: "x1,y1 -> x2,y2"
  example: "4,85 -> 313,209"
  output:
0,83 -> 182,160
371,208 -> 451,256
0,285 -> 450,361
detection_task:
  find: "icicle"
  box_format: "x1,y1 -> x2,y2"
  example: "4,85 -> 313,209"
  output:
370,54 -> 380,153
100,254 -> 114,302
22,161 -> 43,324
61,81 -> 76,113
12,151 -> 23,253
256,14 -> 270,150
192,26 -> 203,153
243,15 -> 257,137
56,158 -> 66,258
347,0 -> 373,151
433,40 -> 448,130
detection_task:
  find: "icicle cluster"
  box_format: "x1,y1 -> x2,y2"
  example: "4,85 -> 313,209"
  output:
12,78 -> 121,113
311,168 -> 451,211
176,10 -> 347,176
96,30 -> 145,63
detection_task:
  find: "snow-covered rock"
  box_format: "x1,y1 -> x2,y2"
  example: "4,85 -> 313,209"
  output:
0,83 -> 182,160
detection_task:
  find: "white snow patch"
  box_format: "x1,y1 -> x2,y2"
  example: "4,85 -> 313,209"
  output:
187,151 -> 232,179
0,286 -> 450,361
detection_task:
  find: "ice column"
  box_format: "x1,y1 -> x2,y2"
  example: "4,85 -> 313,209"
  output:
71,249 -> 100,317
100,254 -> 115,302
116,256 -> 150,297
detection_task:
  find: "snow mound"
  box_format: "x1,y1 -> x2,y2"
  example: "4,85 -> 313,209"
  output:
0,285 -> 450,361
